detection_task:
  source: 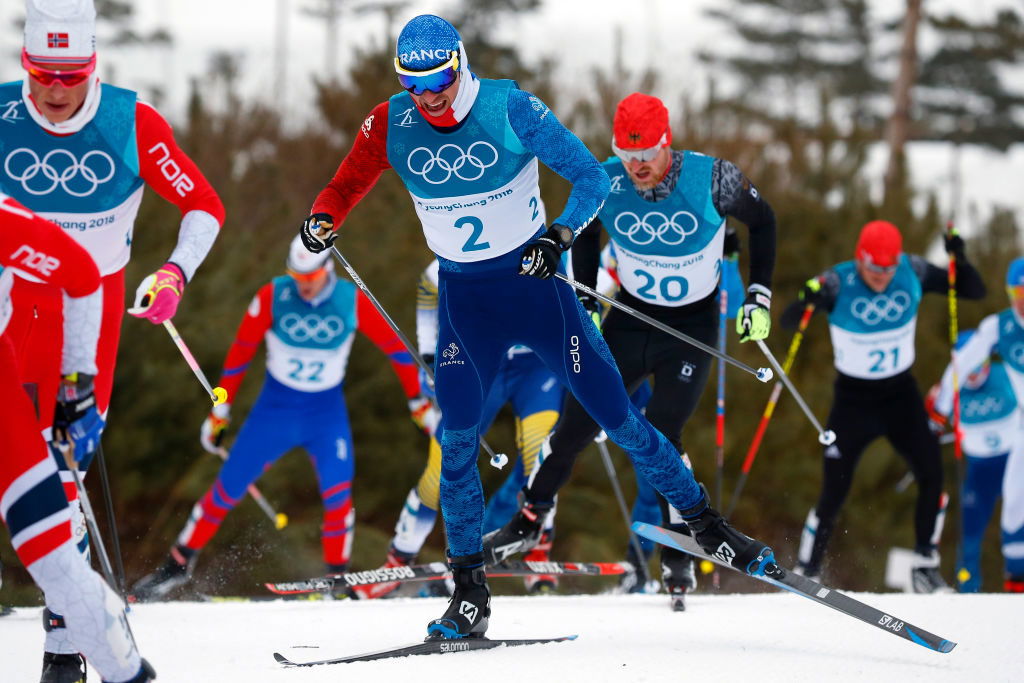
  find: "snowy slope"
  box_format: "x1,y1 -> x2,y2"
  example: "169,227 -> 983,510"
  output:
1,592 -> 1019,682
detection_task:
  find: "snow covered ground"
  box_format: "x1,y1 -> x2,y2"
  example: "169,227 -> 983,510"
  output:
1,591 -> 1020,682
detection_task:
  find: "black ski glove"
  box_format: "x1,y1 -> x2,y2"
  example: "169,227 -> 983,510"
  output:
579,293 -> 602,330
52,374 -> 104,463
300,213 -> 337,253
723,227 -> 741,261
798,276 -> 827,307
943,230 -> 966,260
519,224 -> 573,280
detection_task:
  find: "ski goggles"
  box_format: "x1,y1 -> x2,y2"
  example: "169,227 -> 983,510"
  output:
859,253 -> 899,275
287,266 -> 328,283
611,133 -> 668,163
1007,284 -> 1024,300
395,52 -> 460,95
22,49 -> 96,88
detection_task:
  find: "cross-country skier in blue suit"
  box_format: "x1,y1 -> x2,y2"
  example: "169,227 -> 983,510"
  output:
300,14 -> 776,639
928,330 -> 1021,592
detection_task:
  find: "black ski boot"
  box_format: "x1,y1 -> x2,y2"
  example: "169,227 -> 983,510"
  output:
0,558 -> 10,617
482,500 -> 552,564
40,652 -> 85,683
681,491 -> 775,576
426,553 -> 491,640
661,544 -> 696,612
122,658 -> 157,682
131,545 -> 197,601
795,508 -> 827,580
910,548 -> 953,594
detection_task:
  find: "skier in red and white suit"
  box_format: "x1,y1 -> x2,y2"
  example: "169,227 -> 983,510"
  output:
2,1 -> 225,435
0,192 -> 154,682
0,2 -> 223,674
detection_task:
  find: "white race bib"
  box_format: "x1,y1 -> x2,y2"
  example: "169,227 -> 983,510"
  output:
265,332 -> 353,391
962,411 -> 1019,457
30,186 -> 144,277
830,316 -> 917,379
613,226 -> 724,306
413,159 -> 544,262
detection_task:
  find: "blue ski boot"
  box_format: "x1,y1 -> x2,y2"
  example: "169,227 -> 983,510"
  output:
680,492 -> 775,577
426,553 -> 490,640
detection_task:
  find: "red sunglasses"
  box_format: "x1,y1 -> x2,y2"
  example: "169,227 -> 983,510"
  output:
22,49 -> 96,88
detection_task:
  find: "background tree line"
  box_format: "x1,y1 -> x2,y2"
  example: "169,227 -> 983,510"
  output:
2,0 -> 1022,601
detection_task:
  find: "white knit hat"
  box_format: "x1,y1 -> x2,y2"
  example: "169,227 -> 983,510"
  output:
23,0 -> 96,63
286,234 -> 332,274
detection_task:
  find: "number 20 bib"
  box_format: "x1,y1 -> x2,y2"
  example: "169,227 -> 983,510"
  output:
598,152 -> 724,307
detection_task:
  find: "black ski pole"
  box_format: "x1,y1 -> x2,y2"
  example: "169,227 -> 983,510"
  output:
94,443 -> 127,596
754,339 -> 835,446
595,434 -> 651,587
554,273 -> 773,382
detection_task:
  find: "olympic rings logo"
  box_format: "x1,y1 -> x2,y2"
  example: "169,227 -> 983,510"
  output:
407,141 -> 498,184
612,210 -> 699,246
279,313 -> 345,343
4,148 -> 115,197
964,396 -> 1004,419
1008,343 -> 1024,367
850,292 -> 911,325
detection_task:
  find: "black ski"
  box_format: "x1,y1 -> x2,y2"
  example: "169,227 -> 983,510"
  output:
266,560 -> 630,596
273,635 -> 577,666
197,592 -> 344,603
633,522 -> 956,654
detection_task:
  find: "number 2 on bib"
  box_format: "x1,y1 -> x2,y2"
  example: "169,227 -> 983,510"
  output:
455,216 -> 490,253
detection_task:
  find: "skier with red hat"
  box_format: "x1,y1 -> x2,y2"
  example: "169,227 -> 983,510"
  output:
483,91 -> 778,610
781,220 -> 985,591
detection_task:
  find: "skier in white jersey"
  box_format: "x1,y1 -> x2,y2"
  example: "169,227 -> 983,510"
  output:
782,220 -> 984,592
938,258 -> 1024,592
300,15 -> 777,639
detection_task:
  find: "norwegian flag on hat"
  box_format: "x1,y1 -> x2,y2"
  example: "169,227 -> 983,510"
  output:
24,0 -> 96,62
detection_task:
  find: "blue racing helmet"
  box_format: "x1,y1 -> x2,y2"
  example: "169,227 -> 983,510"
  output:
395,15 -> 462,94
1006,258 -> 1024,288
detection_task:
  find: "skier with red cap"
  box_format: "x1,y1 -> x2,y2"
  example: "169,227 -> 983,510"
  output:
483,91 -> 777,610
781,220 -> 985,591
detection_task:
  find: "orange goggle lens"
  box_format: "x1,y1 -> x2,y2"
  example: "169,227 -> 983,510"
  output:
287,267 -> 327,283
